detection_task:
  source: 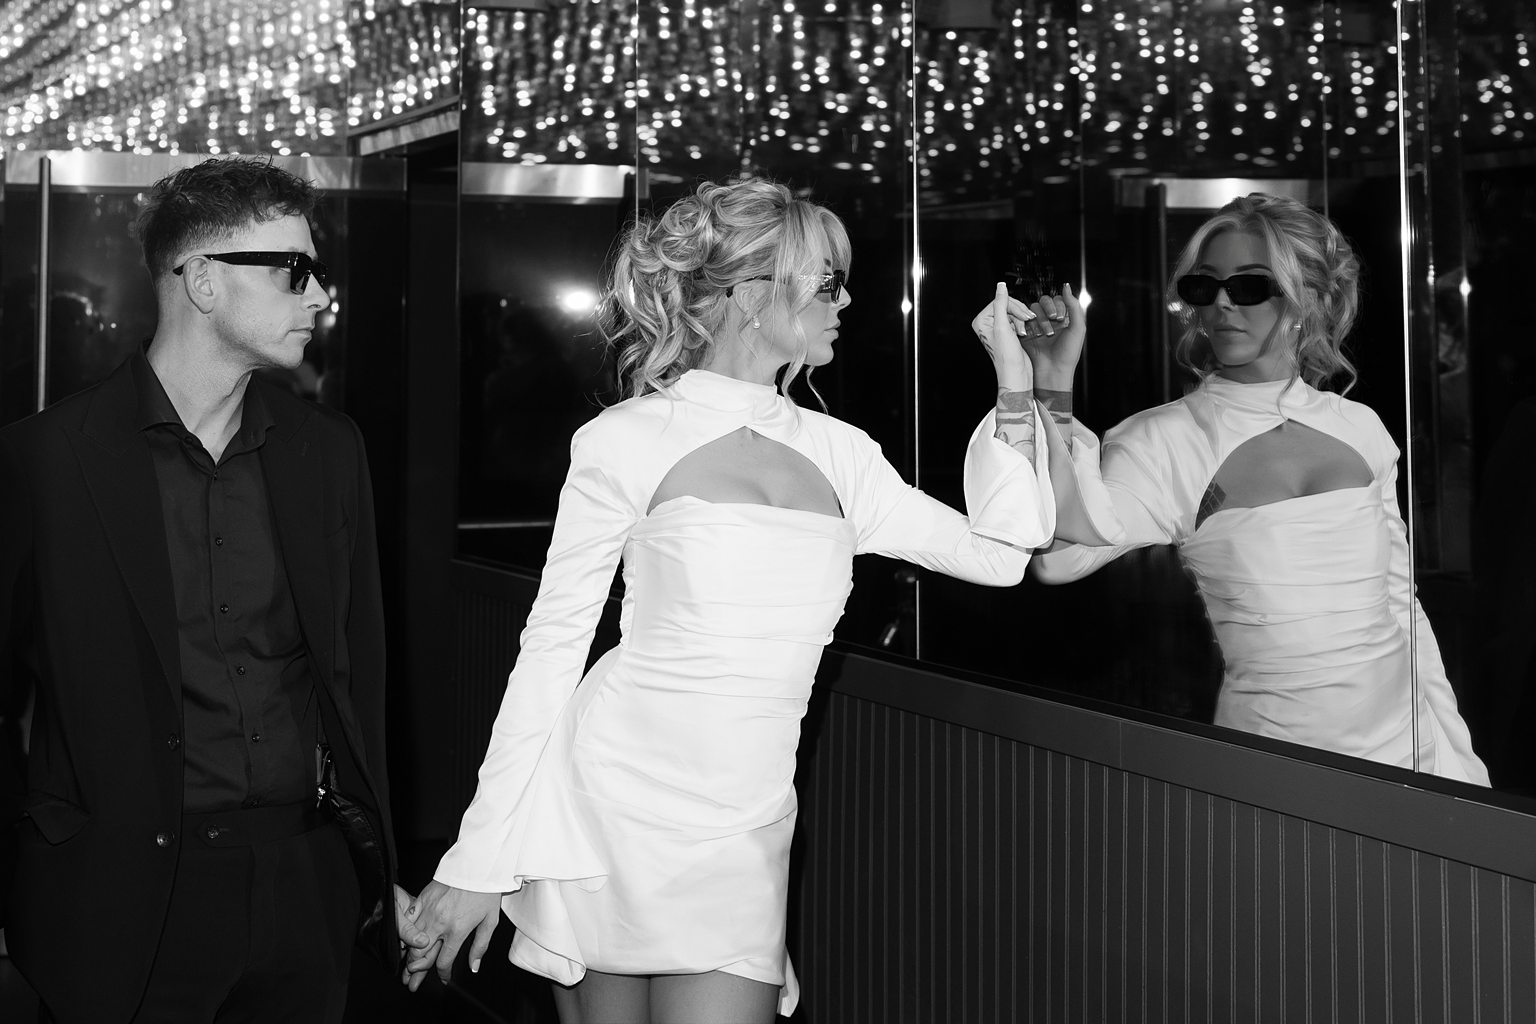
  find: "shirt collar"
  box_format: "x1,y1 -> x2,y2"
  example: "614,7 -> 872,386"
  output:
131,348 -> 276,446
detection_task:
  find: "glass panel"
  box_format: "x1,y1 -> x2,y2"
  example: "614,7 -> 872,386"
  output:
349,0 -> 460,135
454,1 -> 636,569
1409,0 -> 1536,792
1,0 -> 350,154
912,0 -> 1427,777
0,155 -> 390,427
455,0 -> 922,656
627,0 -> 918,652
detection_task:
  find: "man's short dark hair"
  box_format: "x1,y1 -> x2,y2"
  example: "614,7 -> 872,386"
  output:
135,158 -> 320,280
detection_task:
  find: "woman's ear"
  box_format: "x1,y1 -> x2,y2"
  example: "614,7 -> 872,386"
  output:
729,280 -> 765,327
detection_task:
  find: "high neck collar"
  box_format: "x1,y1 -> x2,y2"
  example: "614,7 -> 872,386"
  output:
1199,372 -> 1320,411
664,368 -> 803,433
669,368 -> 783,404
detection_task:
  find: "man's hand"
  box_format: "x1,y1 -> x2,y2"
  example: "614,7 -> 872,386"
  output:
393,884 -> 434,957
399,881 -> 503,991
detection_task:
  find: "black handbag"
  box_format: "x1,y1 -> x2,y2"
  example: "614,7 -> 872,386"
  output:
316,741 -> 390,961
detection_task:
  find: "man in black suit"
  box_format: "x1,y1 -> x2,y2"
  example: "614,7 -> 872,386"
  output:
0,158 -> 418,1021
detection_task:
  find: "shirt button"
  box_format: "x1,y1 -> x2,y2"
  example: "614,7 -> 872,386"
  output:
155,831 -> 176,848
250,732 -> 262,743
214,536 -> 224,546
166,732 -> 180,751
204,826 -> 221,841
235,665 -> 247,676
219,603 -> 230,614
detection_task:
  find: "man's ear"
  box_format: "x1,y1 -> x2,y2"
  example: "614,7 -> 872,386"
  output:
177,257 -> 217,314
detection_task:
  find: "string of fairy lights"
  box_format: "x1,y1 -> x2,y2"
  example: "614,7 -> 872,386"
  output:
0,0 -> 1531,182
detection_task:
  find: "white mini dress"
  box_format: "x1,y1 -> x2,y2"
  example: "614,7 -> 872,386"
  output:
433,369 -> 1056,1014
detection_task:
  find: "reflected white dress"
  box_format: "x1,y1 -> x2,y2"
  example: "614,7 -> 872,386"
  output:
434,369 -> 1056,1013
1033,374 -> 1488,785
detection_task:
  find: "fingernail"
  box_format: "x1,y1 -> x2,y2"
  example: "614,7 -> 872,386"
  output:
471,959 -> 481,973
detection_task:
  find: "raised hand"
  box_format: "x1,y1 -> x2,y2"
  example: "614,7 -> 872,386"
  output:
973,282 -> 1042,460
971,282 -> 1037,392
399,880 -> 503,991
1016,283 -> 1085,392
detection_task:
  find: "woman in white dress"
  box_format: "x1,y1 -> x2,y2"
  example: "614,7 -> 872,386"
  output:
399,179 -> 1059,1021
1027,192 -> 1487,784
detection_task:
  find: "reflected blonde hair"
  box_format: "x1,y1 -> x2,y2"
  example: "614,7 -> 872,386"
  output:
1168,193 -> 1361,392
599,178 -> 852,400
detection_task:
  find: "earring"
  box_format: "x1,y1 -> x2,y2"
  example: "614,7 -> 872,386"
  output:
750,317 -> 761,329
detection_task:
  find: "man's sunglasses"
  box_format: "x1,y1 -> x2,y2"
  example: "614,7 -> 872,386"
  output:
726,268 -> 846,302
1175,273 -> 1280,307
173,251 -> 329,294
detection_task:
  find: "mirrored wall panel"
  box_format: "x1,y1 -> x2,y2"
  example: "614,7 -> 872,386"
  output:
908,0 -> 1445,787
1406,1 -> 1536,796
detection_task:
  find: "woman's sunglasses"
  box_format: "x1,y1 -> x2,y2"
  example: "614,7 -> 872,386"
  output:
1175,273 -> 1280,307
173,251 -> 330,294
727,268 -> 846,302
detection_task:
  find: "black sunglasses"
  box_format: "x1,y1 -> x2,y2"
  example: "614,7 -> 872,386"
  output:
726,268 -> 846,302
1176,273 -> 1280,307
173,251 -> 329,294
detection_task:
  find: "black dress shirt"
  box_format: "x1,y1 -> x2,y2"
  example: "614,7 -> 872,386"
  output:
133,354 -> 317,813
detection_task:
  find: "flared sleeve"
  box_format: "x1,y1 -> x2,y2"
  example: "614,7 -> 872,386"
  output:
1031,414 -> 1183,584
848,405 -> 1055,585
1376,452 -> 1490,785
433,418 -> 640,891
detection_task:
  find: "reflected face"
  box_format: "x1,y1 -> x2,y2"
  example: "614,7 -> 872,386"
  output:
1195,229 -> 1291,383
206,214 -> 329,372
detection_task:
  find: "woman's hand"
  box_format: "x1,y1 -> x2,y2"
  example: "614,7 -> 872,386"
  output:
971,282 -> 1037,393
1017,283 -> 1085,392
399,881 -> 504,991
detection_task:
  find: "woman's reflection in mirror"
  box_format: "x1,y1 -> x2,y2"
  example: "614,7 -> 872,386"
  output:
1026,193 -> 1488,784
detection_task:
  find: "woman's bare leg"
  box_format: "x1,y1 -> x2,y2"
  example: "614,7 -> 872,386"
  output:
650,971 -> 778,1024
552,970 -> 652,1024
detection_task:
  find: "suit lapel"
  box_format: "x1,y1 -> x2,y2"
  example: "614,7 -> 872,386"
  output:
73,361 -> 182,711
257,379 -> 336,693
259,385 -> 378,799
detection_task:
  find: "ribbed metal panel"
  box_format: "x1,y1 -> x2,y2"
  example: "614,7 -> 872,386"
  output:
792,691 -> 1536,1024
449,580 -> 531,815
448,565 -> 1536,1024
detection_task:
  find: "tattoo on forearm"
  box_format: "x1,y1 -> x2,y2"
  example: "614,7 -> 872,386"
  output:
994,388 -> 1036,462
1036,388 -> 1074,424
995,388 -> 1034,413
1035,388 -> 1075,454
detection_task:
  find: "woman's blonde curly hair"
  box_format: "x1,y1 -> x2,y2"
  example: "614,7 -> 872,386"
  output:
599,178 -> 851,400
1168,192 -> 1361,392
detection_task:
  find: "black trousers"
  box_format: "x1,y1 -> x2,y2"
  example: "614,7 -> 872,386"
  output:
44,809 -> 360,1024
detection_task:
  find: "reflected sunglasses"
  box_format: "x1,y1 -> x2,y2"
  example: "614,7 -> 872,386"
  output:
173,251 -> 330,294
1175,273 -> 1280,307
726,268 -> 846,302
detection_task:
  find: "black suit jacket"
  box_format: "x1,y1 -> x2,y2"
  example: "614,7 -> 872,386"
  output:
0,357 -> 398,1021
